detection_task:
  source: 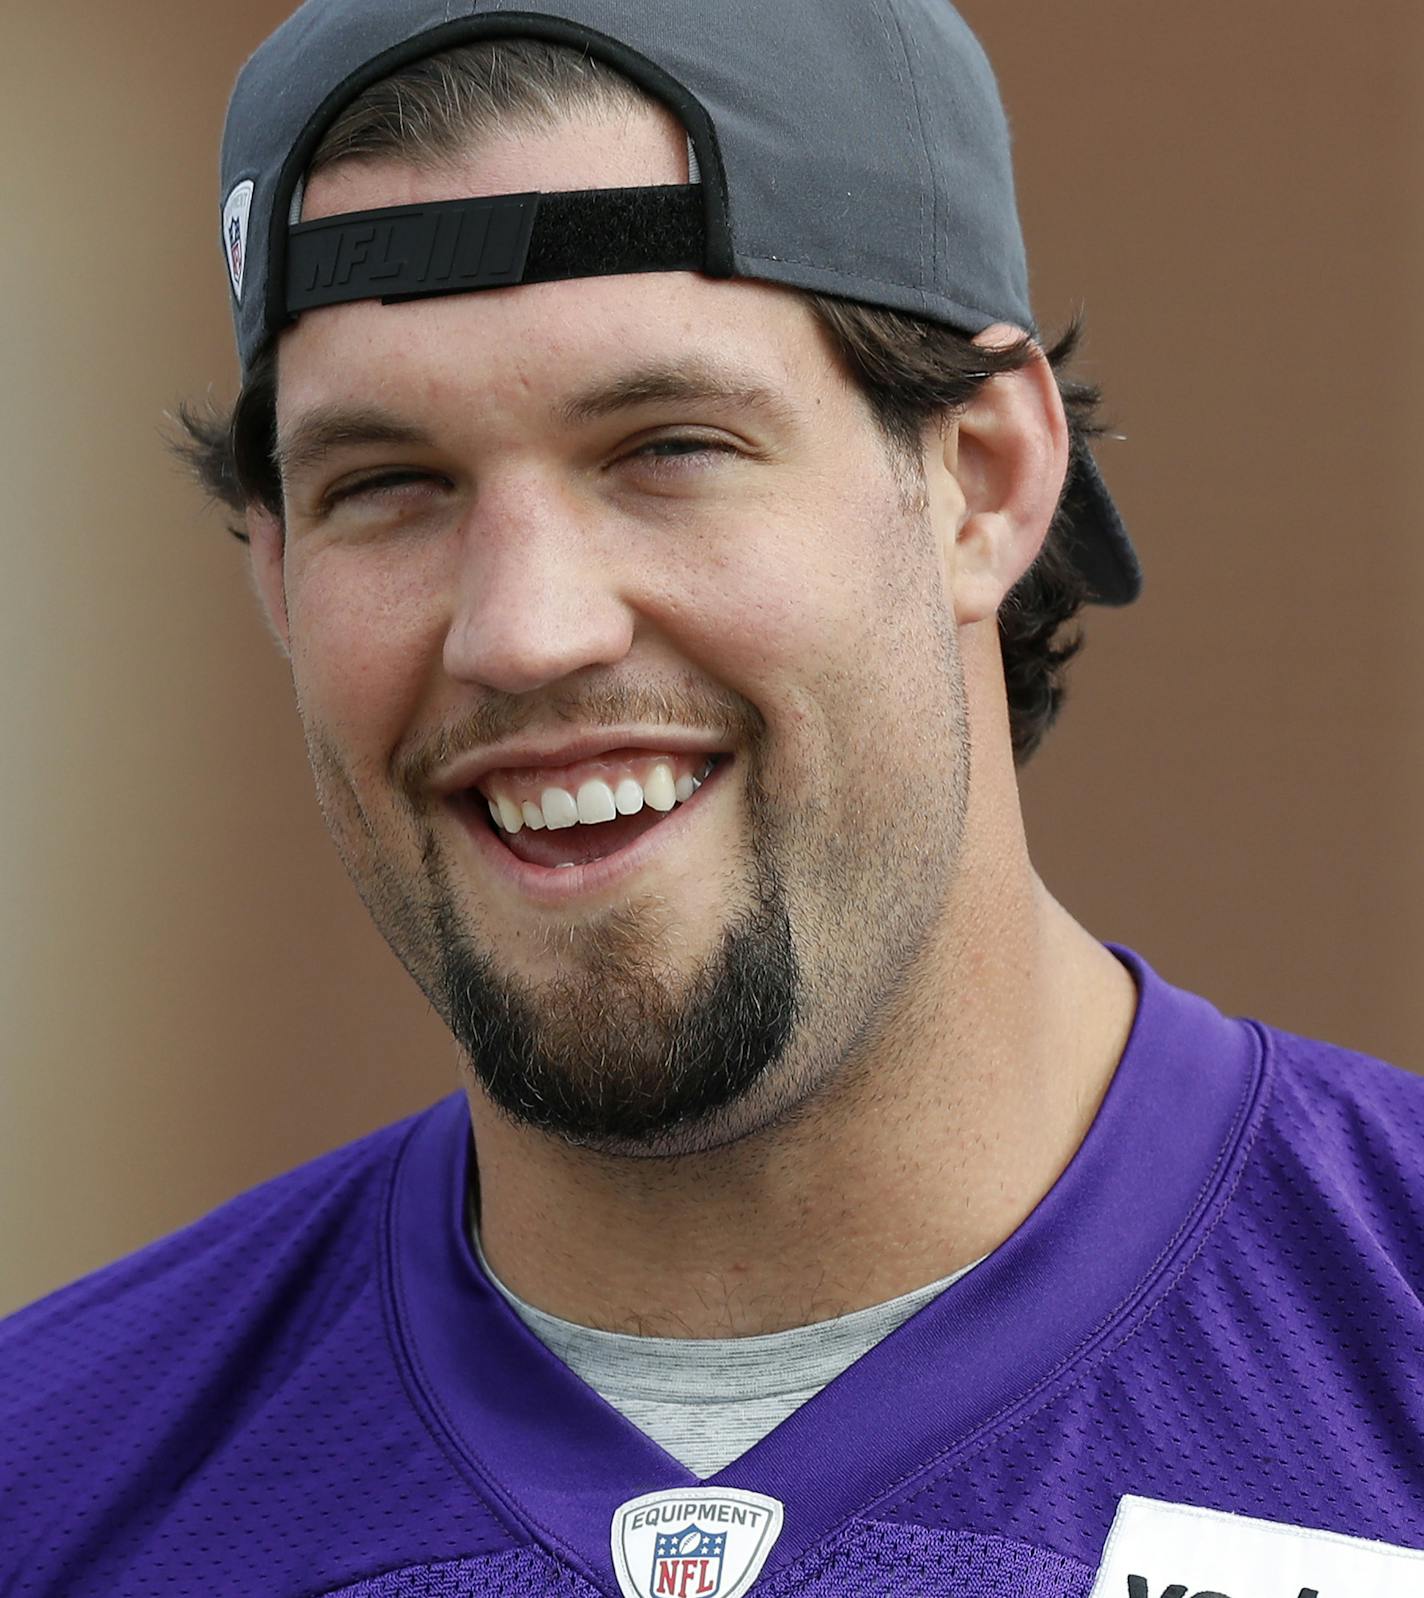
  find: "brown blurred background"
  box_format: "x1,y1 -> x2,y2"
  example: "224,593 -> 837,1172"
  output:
4,3 -> 1423,1317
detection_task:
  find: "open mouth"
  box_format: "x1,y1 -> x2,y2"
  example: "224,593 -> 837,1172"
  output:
454,753 -> 730,872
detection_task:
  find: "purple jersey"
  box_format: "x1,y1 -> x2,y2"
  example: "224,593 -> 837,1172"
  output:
3,943 -> 1422,1596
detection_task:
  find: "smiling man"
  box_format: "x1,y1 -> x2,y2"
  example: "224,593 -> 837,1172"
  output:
3,3 -> 1423,1597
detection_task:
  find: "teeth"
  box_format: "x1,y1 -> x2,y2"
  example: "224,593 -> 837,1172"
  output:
643,763 -> 677,812
495,795 -> 525,835
485,756 -> 720,833
540,786 -> 580,830
576,779 -> 617,824
614,777 -> 644,816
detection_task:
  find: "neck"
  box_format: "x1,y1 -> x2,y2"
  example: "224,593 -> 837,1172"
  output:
467,869 -> 1137,1338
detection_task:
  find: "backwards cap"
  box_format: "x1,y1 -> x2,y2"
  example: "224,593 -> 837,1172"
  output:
219,0 -> 1142,606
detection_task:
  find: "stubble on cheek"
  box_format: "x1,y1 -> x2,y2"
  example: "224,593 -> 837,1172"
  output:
296,717 -> 454,988
761,490 -> 971,1076
303,720 -> 391,870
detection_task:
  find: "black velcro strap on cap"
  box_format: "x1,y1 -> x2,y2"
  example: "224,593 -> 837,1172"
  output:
286,183 -> 705,314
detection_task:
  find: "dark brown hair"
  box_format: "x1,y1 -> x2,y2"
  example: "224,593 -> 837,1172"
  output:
173,40 -> 1105,766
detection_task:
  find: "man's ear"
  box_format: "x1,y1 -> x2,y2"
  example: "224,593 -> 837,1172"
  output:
928,323 -> 1069,627
244,502 -> 291,658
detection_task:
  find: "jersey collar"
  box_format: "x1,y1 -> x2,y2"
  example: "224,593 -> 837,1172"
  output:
384,943 -> 1266,1594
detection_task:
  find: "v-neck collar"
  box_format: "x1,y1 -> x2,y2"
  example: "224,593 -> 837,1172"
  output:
383,943 -> 1266,1594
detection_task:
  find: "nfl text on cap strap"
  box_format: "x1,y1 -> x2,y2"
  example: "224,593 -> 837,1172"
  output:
286,183 -> 707,315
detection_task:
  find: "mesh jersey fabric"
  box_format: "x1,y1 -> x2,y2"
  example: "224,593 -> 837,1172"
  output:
2,942 -> 1422,1597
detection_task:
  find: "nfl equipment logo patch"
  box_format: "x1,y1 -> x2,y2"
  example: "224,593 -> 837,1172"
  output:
612,1487 -> 784,1598
221,180 -> 255,302
653,1524 -> 725,1596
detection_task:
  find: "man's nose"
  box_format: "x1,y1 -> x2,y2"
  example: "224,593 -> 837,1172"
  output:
440,478 -> 636,697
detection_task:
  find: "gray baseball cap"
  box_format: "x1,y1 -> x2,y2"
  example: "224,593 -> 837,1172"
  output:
218,0 -> 1142,606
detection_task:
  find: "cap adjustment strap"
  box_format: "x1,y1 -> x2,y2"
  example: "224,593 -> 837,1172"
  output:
285,182 -> 705,316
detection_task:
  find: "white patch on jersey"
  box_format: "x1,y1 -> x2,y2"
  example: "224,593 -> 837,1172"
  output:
611,1486 -> 784,1598
222,179 -> 255,303
1089,1493 -> 1424,1598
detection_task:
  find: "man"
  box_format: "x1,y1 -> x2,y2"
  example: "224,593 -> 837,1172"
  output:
3,2 -> 1422,1595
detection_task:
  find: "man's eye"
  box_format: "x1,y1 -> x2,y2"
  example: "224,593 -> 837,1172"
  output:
325,470 -> 443,507
629,436 -> 738,467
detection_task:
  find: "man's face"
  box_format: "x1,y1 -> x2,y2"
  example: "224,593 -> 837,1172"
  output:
262,103 -> 973,1154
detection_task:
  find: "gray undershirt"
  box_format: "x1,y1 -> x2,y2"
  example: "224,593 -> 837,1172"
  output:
467,1193 -> 976,1478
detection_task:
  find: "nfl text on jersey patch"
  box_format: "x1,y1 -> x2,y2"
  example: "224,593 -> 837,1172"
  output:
611,1487 -> 784,1598
1088,1494 -> 1424,1598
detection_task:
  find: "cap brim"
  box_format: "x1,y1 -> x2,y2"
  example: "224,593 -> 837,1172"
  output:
1058,448 -> 1143,607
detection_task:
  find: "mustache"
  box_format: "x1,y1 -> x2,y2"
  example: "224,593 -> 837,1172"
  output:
400,675 -> 764,798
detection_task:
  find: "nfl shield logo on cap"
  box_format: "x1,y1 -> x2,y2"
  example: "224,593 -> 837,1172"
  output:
612,1487 -> 784,1598
221,179 -> 254,302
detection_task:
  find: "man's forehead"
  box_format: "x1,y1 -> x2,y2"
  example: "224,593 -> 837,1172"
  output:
276,112 -> 828,453
297,101 -> 691,227
272,106 -> 826,434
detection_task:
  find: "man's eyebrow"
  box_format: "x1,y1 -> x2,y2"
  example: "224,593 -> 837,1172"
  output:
557,360 -> 799,431
275,362 -> 795,485
275,407 -> 435,486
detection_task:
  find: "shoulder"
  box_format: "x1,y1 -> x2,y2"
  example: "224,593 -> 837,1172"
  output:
2,1097 -> 435,1342
0,1097 -> 446,1533
1253,1017 -> 1424,1189
1237,1015 -> 1424,1289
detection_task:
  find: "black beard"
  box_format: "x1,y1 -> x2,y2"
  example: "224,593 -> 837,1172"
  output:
429,838 -> 800,1149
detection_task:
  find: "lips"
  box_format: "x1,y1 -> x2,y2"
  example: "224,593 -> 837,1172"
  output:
449,754 -> 732,906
